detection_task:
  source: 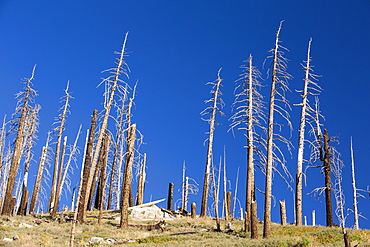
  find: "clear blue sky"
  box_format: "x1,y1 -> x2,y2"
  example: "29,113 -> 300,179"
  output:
1,1 -> 369,229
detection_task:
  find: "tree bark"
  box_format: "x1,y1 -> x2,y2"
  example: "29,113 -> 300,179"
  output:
2,104 -> 27,216
120,124 -> 136,228
226,191 -> 232,220
98,133 -> 109,224
29,146 -> 48,214
51,136 -> 67,218
251,200 -> 258,239
191,202 -> 196,219
168,183 -> 174,211
135,153 -> 146,206
77,109 -> 98,223
84,34 -> 129,222
322,129 -> 334,227
200,69 -> 223,217
280,200 -> 287,226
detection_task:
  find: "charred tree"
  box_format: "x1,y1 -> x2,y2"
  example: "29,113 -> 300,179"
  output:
135,153 -> 146,206
49,83 -> 72,214
83,33 -> 130,223
77,109 -> 98,223
29,133 -> 52,214
200,68 -> 225,217
295,38 -> 322,225
263,21 -> 292,238
2,67 -> 37,216
230,54 -> 265,231
120,124 -> 136,228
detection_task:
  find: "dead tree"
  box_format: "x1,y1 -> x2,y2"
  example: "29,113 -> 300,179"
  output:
295,38 -> 322,225
2,66 -> 38,216
53,126 -> 81,218
120,123 -> 136,228
331,142 -> 350,247
97,133 -> 110,224
83,33 -> 130,223
18,104 -> 40,215
263,21 -> 293,238
350,137 -> 359,230
29,133 -> 52,213
0,116 -> 7,202
230,54 -> 266,231
167,183 -> 174,211
77,110 -> 98,223
94,132 -> 110,210
211,163 -> 221,231
200,68 -> 225,217
49,83 -> 72,214
135,153 -> 146,206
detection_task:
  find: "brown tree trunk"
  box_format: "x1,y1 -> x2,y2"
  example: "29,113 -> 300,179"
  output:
29,146 -> 47,214
322,129 -> 334,227
250,200 -> 258,239
51,137 -> 67,218
280,200 -> 287,226
2,108 -> 27,216
191,202 -> 196,219
120,124 -> 136,228
135,153 -> 146,206
226,191 -> 232,220
167,183 -> 174,211
77,109 -> 98,224
18,190 -> 28,216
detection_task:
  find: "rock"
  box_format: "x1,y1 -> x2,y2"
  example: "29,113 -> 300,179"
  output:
19,222 -> 34,228
13,235 -> 19,241
130,205 -> 172,220
105,238 -> 115,244
89,237 -> 105,244
3,238 -> 13,242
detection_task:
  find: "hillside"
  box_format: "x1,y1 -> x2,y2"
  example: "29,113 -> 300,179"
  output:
0,211 -> 369,246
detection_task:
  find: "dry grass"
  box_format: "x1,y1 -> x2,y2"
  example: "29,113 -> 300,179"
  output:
0,213 -> 369,246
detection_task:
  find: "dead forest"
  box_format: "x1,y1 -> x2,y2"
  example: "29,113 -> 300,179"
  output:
0,22 -> 369,246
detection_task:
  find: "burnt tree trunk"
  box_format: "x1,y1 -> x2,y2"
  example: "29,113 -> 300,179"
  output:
322,129 -> 334,227
2,107 -> 27,216
77,109 -> 98,223
29,146 -> 48,214
120,124 -> 136,228
167,183 -> 174,211
250,200 -> 258,239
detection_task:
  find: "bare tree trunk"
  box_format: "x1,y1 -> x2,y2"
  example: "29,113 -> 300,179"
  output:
322,129 -> 334,227
51,136 -> 67,218
226,191 -> 232,220
54,126 -> 81,218
191,202 -> 196,219
29,146 -> 47,213
77,109 -> 98,223
200,69 -> 223,217
89,150 -> 102,210
350,137 -> 359,230
84,33 -> 129,222
212,163 -> 221,231
280,200 -> 287,226
135,153 -> 146,206
49,83 -> 72,213
263,21 -> 291,238
250,200 -> 258,239
120,124 -> 136,228
98,133 -> 110,224
2,68 -> 36,216
295,40 -> 311,226
168,183 -> 174,211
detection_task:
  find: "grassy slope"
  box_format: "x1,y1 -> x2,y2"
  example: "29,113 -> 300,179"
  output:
0,213 -> 369,246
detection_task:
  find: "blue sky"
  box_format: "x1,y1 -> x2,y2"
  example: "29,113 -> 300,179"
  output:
1,1 -> 370,229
